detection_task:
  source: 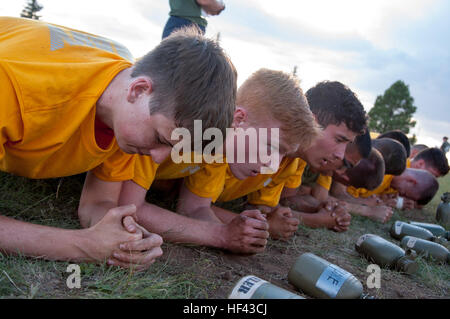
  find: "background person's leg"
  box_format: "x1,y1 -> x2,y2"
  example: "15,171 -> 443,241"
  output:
162,16 -> 205,39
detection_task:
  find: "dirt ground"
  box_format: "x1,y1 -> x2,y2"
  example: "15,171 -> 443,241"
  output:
156,236 -> 443,299
148,195 -> 449,299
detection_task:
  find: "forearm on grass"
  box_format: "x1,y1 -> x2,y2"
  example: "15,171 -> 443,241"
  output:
290,210 -> 325,229
78,171 -> 122,228
311,184 -> 329,202
282,194 -> 320,213
176,182 -> 223,223
78,200 -> 117,228
135,202 -> 227,249
0,214 -> 92,262
211,205 -> 241,224
343,202 -> 371,217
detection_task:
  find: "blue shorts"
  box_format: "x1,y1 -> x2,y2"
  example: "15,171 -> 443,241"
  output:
162,16 -> 206,39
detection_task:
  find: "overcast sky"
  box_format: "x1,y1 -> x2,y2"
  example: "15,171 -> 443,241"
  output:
1,0 -> 449,152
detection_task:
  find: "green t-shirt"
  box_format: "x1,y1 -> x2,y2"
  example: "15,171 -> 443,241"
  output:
169,0 -> 208,27
441,141 -> 450,154
301,165 -> 320,187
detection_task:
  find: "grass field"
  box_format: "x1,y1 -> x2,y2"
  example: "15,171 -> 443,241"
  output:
0,171 -> 449,299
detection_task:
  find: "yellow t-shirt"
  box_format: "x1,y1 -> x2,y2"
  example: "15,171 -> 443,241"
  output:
183,162 -> 229,199
131,152 -> 224,191
316,174 -> 333,191
182,157 -> 300,206
282,158 -> 308,190
346,174 -> 396,198
0,17 -> 135,180
132,155 -> 159,190
346,158 -> 410,198
246,157 -> 307,207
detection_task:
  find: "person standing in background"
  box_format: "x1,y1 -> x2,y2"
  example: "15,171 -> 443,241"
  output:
441,136 -> 450,154
162,0 -> 225,39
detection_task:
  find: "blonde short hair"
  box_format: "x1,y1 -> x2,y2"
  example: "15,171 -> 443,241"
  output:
237,68 -> 320,149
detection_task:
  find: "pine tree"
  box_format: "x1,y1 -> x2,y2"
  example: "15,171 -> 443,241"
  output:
368,80 -> 417,134
20,0 -> 43,20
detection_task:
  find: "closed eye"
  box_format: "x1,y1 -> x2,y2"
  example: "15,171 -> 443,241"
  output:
343,158 -> 354,169
336,134 -> 351,143
156,132 -> 174,147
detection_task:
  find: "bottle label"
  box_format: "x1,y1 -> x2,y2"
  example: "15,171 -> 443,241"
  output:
395,221 -> 403,235
406,237 -> 417,248
229,275 -> 267,299
315,264 -> 351,298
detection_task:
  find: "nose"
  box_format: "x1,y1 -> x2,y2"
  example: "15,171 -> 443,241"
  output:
333,143 -> 346,161
149,146 -> 172,164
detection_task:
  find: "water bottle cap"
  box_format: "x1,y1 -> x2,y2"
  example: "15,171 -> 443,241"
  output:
396,256 -> 419,275
441,192 -> 450,202
404,248 -> 417,259
445,231 -> 450,241
430,236 -> 449,246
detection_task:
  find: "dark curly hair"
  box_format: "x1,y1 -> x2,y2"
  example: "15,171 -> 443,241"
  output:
354,129 -> 372,158
372,138 -> 407,175
377,130 -> 411,158
306,81 -> 368,135
413,147 -> 449,177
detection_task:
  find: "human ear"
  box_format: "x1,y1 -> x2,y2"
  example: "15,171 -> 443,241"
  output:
416,159 -> 426,169
406,175 -> 417,186
232,107 -> 248,128
127,77 -> 153,103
